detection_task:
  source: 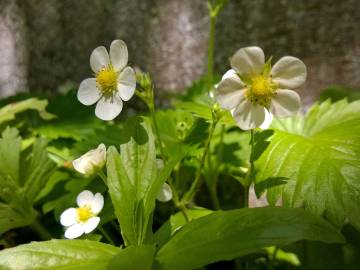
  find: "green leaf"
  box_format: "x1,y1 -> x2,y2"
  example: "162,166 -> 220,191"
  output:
106,117 -> 182,245
107,245 -> 155,270
255,99 -> 360,228
154,208 -> 213,248
156,207 -> 344,270
0,239 -> 118,270
23,139 -> 57,202
33,91 -> 104,141
265,246 -> 300,266
0,127 -> 56,233
0,98 -> 55,124
174,100 -> 234,125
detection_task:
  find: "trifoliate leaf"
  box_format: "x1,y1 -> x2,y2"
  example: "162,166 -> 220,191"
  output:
255,99 -> 360,228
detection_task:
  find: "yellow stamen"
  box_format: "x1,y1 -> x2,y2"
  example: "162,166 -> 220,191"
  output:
251,76 -> 272,96
76,205 -> 93,223
245,75 -> 277,107
96,65 -> 117,96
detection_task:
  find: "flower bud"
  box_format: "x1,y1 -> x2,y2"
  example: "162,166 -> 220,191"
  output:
72,144 -> 106,175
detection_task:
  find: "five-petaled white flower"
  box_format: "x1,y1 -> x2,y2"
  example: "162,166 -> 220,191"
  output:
72,144 -> 106,176
215,46 -> 307,130
77,40 -> 136,121
60,190 -> 104,239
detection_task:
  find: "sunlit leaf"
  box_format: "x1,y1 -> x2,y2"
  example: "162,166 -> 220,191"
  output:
156,207 -> 344,270
107,245 -> 155,270
255,99 -> 360,228
0,98 -> 54,124
0,239 -> 118,270
106,117 -> 183,245
0,127 -> 55,232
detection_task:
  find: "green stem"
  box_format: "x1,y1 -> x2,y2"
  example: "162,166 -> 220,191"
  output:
210,124 -> 225,210
99,226 -> 115,245
244,129 -> 256,208
243,185 -> 249,208
181,120 -> 218,204
31,219 -> 52,240
210,183 -> 221,210
141,86 -> 190,221
249,129 -> 255,181
167,176 -> 189,223
207,11 -> 216,91
179,204 -> 190,223
97,170 -> 107,184
149,104 -> 166,162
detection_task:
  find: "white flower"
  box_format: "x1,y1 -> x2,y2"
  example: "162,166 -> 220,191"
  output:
77,40 -> 136,121
157,183 -> 173,202
215,46 -> 306,130
60,190 -> 104,239
72,144 -> 106,175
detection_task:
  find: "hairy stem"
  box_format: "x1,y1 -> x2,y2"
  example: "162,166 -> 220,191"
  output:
181,120 -> 218,204
149,105 -> 167,162
244,129 -> 256,208
99,226 -> 115,245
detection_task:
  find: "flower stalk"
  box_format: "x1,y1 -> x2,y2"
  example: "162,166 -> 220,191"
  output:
244,129 -> 255,208
135,74 -> 166,161
206,0 -> 229,91
181,110 -> 220,205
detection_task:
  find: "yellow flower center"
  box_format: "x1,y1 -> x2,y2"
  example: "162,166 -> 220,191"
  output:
76,205 -> 93,223
251,76 -> 272,96
96,65 -> 118,96
245,75 -> 277,107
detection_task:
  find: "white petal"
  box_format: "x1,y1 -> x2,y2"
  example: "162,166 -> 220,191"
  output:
90,193 -> 104,214
90,46 -> 110,73
221,69 -> 236,80
110,40 -> 128,71
259,109 -> 273,130
60,208 -> 77,227
95,94 -> 123,121
117,67 -> 136,101
83,217 -> 100,234
270,89 -> 301,117
233,100 -> 266,130
157,183 -> 173,202
215,75 -> 246,110
271,56 -> 307,89
230,47 -> 265,77
72,143 -> 107,175
72,156 -> 92,175
77,78 -> 101,106
77,190 -> 94,207
64,224 -> 84,239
